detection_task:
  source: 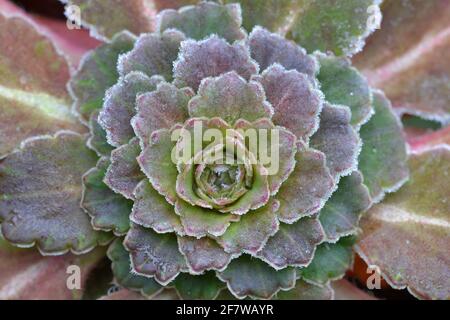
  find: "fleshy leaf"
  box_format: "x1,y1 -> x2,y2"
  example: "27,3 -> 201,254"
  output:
310,103 -> 360,179
0,238 -> 106,300
316,53 -> 373,128
132,82 -> 192,146
188,72 -> 273,124
87,111 -> 114,157
234,118 -> 297,195
0,13 -> 84,158
356,146 -> 450,300
174,199 -> 239,238
217,200 -> 280,255
248,26 -> 317,78
256,64 -> 323,141
258,217 -> 325,270
99,72 -> 163,147
353,0 -> 450,123
107,238 -> 162,298
104,138 -> 145,200
157,1 -> 245,43
217,255 -> 296,299
173,272 -> 225,300
82,157 -> 132,236
118,29 -> 186,81
131,180 -> 184,235
409,126 -> 450,153
61,0 -> 154,41
359,91 -> 409,202
124,223 -> 188,285
173,35 -> 258,91
276,143 -> 334,224
332,279 -> 376,300
138,129 -> 178,204
0,132 -> 110,254
69,31 -> 135,122
299,236 -> 355,285
319,171 -> 371,242
178,236 -> 232,274
286,0 -> 382,57
275,280 -> 333,300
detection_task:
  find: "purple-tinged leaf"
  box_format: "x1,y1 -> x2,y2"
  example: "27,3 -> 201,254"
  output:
286,0 -> 382,57
178,236 -> 232,274
174,200 -> 240,238
87,111 -> 114,157
353,0 -> 450,123
107,238 -> 162,298
248,26 -> 318,78
188,71 -> 273,124
299,236 -> 355,285
131,180 -> 184,235
82,157 -> 132,236
217,200 -> 280,255
319,172 -> 371,242
356,147 -> 450,300
132,82 -> 193,146
359,91 -> 409,202
138,129 -> 178,204
173,272 -> 225,300
275,280 -> 333,300
118,30 -> 186,81
0,13 -> 84,158
276,142 -> 334,224
98,72 -> 163,147
173,35 -> 258,91
0,238 -> 106,300
69,31 -> 136,122
124,224 -> 188,285
60,0 -> 154,41
217,255 -> 296,299
104,138 -> 144,200
157,1 -> 245,43
257,217 -> 325,270
332,279 -> 376,300
316,53 -> 373,128
310,103 -> 361,180
0,132 -> 111,255
256,64 -> 323,141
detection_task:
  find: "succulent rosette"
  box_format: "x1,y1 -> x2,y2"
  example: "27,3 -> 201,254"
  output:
0,1 -> 418,300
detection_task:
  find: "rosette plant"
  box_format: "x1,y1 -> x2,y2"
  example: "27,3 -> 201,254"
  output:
0,0 -> 449,300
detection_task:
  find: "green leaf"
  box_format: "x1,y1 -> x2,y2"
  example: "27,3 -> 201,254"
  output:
157,1 -> 246,43
359,91 -> 409,202
107,238 -> 162,298
217,255 -> 296,299
87,111 -> 114,157
173,272 -> 225,300
319,171 -> 371,242
0,132 -> 111,255
217,200 -> 280,255
299,236 -> 355,285
82,157 -> 132,236
286,0 -> 382,57
69,31 -> 136,122
356,146 -> 450,300
0,13 -> 84,158
61,0 -> 153,41
316,53 -> 373,128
